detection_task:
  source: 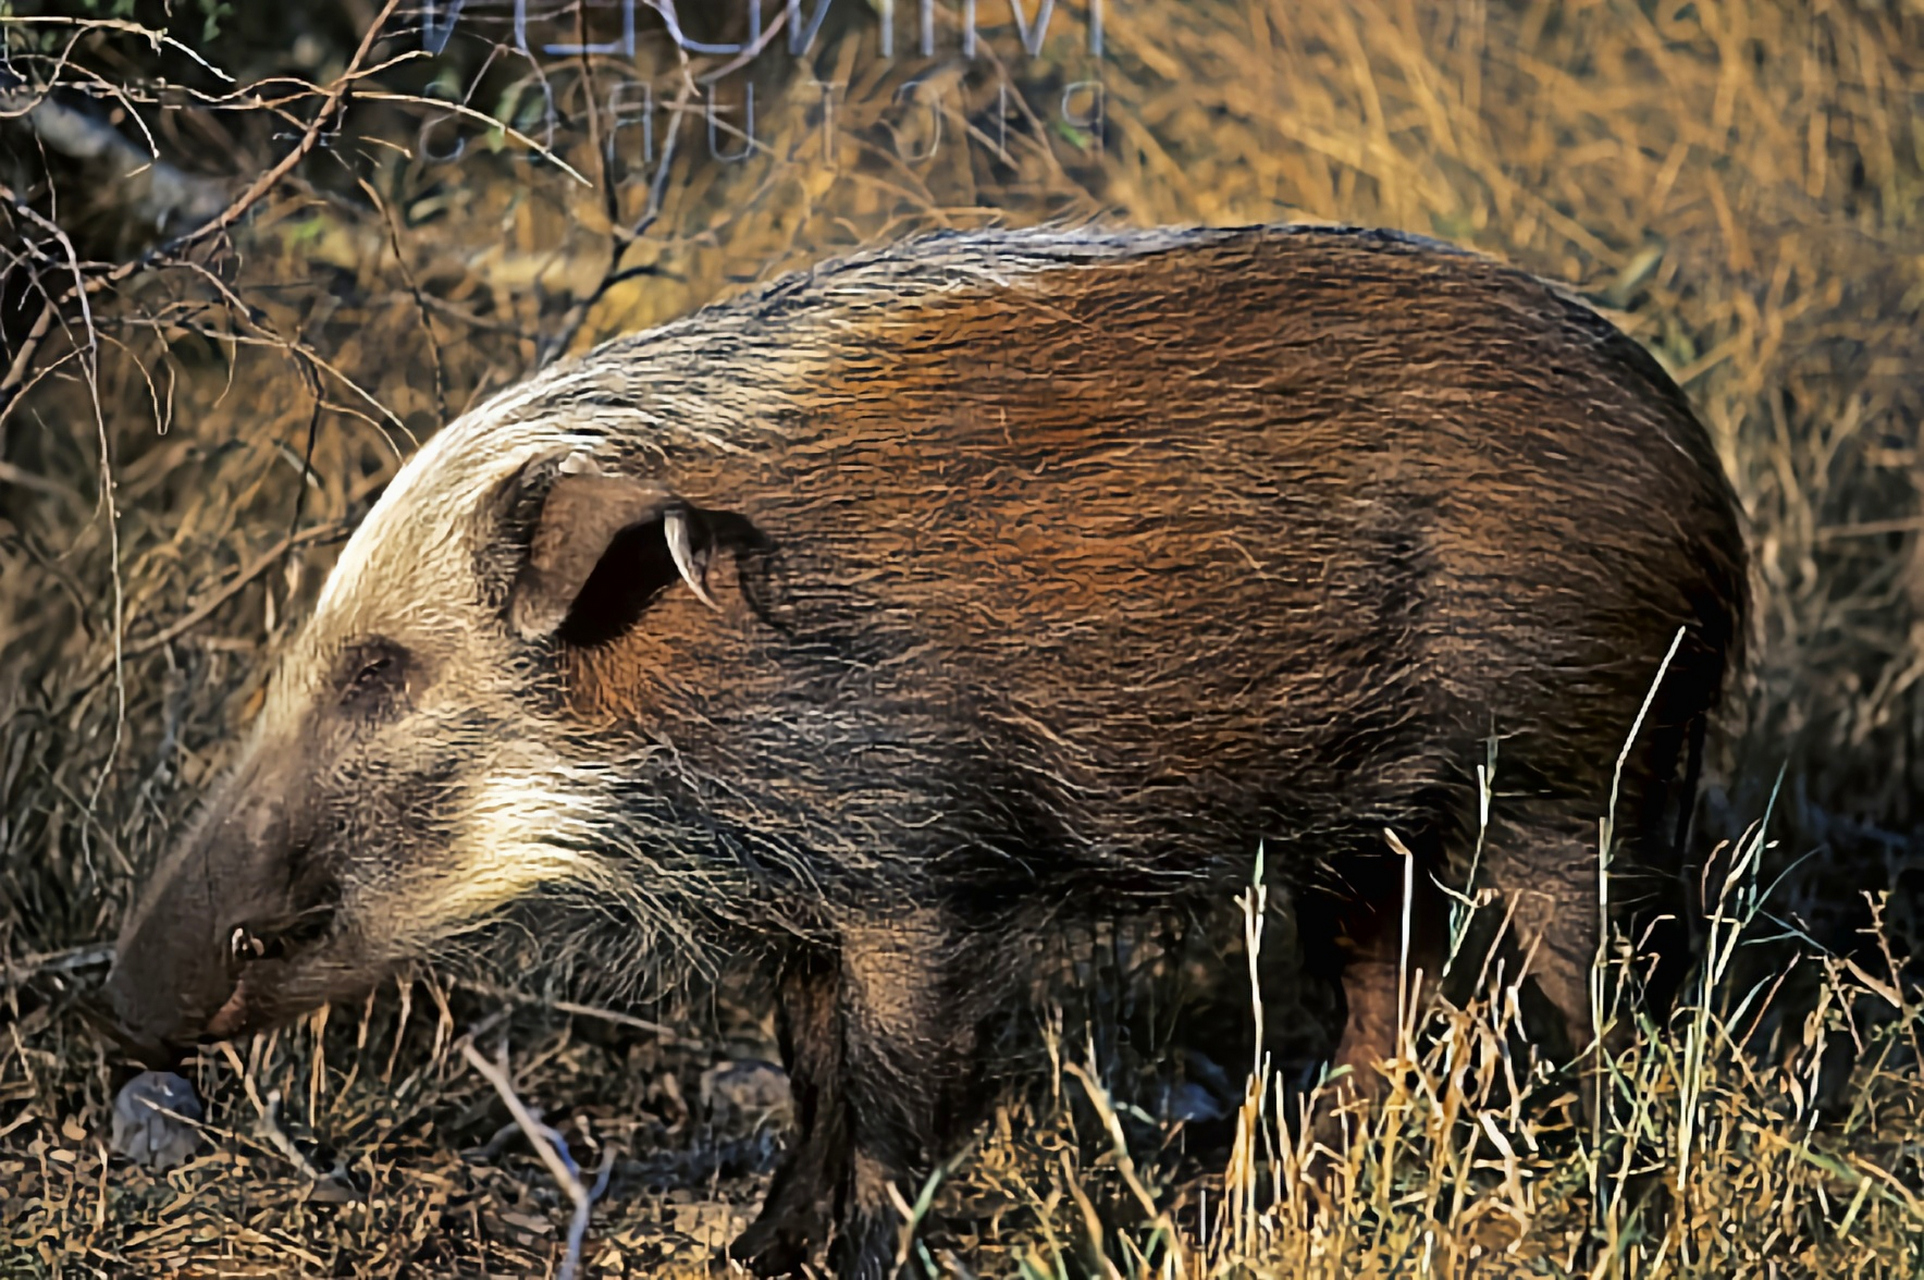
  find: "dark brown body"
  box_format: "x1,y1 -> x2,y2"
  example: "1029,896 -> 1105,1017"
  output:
106,226 -> 1746,1278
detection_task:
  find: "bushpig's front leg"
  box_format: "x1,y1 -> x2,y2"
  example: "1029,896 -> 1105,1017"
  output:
727,950 -> 848,1275
730,911 -> 1000,1279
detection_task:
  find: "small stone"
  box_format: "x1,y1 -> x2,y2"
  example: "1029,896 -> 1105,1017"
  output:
111,1071 -> 204,1171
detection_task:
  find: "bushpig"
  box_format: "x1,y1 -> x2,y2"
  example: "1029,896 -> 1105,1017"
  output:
105,224 -> 1746,1276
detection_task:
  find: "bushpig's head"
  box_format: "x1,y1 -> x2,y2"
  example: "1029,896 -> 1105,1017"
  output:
104,410 -> 746,1058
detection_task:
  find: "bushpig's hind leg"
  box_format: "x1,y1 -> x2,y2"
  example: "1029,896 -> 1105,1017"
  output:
1298,850 -> 1446,1131
1475,805 -> 1610,1107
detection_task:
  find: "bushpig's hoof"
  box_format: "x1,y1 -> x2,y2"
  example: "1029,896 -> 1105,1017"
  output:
722,1211 -> 821,1277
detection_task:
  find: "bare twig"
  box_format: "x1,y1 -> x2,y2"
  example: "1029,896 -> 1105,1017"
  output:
537,80 -> 693,367
0,15 -> 237,82
9,172 -> 135,837
0,2 -> 406,424
117,521 -> 348,664
355,174 -> 448,422
166,0 -> 403,259
460,977 -> 693,1046
0,288 -> 58,409
0,71 -> 230,232
1,942 -> 114,985
460,1039 -> 600,1280
355,91 -> 590,183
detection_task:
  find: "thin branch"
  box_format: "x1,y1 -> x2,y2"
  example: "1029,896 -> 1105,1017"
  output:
355,173 -> 448,422
460,977 -> 694,1046
0,15 -> 237,83
117,521 -> 347,664
164,0 -> 404,259
460,1039 -> 602,1280
0,70 -> 230,232
537,80 -> 694,367
356,91 -> 591,184
0,3 -> 402,422
10,172 -> 134,832
1,942 -> 114,985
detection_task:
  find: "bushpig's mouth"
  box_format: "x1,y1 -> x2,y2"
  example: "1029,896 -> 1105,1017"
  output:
102,938 -> 285,1063
97,977 -> 247,1067
203,979 -> 251,1039
105,967 -> 323,1064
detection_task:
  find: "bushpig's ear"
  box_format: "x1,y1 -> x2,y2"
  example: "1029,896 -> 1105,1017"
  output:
509,470 -> 721,642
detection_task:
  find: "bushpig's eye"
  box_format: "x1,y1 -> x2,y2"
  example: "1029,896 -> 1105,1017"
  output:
337,641 -> 408,706
350,656 -> 390,689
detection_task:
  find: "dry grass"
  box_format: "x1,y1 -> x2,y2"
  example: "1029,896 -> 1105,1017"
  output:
3,0 -> 1923,1273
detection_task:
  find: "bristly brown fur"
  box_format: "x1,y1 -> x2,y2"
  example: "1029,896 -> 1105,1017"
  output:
106,224 -> 1747,1280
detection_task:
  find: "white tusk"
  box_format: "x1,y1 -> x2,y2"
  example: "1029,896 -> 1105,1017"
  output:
663,509 -> 720,610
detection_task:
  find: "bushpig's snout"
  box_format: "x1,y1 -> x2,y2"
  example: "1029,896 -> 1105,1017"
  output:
103,866 -> 244,1058
104,782 -> 333,1054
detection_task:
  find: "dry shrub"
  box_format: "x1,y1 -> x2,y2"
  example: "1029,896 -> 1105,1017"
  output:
2,0 -> 1922,1273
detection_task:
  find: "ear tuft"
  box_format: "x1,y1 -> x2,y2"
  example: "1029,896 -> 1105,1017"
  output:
663,510 -> 720,611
